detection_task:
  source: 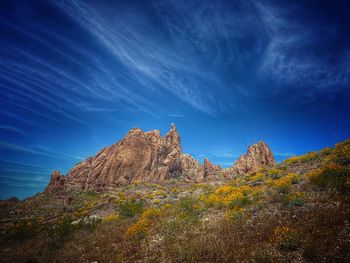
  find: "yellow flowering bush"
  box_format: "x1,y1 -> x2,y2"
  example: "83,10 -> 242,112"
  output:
328,139 -> 350,165
284,152 -> 318,165
271,226 -> 300,250
320,147 -> 332,156
153,199 -> 161,205
273,178 -> 291,193
118,198 -> 144,218
250,187 -> 265,200
126,208 -> 161,237
268,168 -> 282,179
270,173 -> 298,193
117,192 -> 126,201
103,213 -> 119,222
204,185 -> 252,208
308,163 -> 349,193
283,192 -> 305,207
225,207 -> 244,221
249,171 -> 265,183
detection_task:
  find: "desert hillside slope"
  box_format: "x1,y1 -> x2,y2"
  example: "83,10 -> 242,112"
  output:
0,137 -> 349,262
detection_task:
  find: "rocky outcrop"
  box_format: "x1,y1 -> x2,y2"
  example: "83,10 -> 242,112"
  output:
55,124 -> 206,191
0,197 -> 20,208
228,141 -> 275,175
45,126 -> 276,192
65,125 -> 179,190
180,154 -> 204,182
45,170 -> 65,192
203,158 -> 222,180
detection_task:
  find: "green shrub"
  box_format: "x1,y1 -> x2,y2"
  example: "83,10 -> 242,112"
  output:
290,174 -> 300,184
284,152 -> 318,165
268,168 -> 282,179
10,221 -> 36,242
177,196 -> 202,223
283,192 -> 304,208
228,195 -> 252,208
308,164 -> 350,193
49,217 -> 78,238
118,199 -> 145,218
329,139 -> 350,165
271,226 -> 300,251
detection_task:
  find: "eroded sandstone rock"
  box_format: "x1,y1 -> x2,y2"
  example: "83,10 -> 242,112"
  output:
45,170 -> 65,192
180,154 -> 204,182
228,141 -> 275,175
61,124 -> 203,191
203,158 -> 222,180
45,126 -> 276,192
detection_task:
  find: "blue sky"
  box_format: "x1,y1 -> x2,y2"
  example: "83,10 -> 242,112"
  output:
0,0 -> 349,199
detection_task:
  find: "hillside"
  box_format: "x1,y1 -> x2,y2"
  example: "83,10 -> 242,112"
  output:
0,135 -> 349,262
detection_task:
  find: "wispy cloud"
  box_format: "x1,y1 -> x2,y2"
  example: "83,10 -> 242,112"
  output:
0,125 -> 25,136
257,2 -> 350,98
53,0 -> 222,116
210,150 -> 239,160
0,174 -> 48,182
168,114 -> 185,118
0,141 -> 83,160
0,158 -> 48,169
274,152 -> 295,158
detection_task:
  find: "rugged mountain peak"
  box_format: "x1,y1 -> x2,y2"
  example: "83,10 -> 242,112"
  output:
229,141 -> 275,175
164,123 -> 181,151
57,124 -> 189,191
44,126 -> 276,192
127,127 -> 142,134
45,170 -> 65,192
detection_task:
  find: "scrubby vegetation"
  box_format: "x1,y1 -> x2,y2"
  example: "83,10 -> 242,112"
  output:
1,139 -> 350,262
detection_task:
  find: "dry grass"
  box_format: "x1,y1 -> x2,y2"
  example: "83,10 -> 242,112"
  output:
1,139 -> 350,262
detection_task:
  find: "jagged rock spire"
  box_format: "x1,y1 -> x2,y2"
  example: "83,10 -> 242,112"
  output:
164,123 -> 181,151
230,141 -> 275,175
45,170 -> 65,192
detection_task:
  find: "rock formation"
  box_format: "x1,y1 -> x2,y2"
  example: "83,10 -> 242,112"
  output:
45,125 -> 275,192
45,170 -> 65,192
229,141 -> 275,175
203,158 -> 222,180
63,124 -> 183,190
180,154 -> 204,182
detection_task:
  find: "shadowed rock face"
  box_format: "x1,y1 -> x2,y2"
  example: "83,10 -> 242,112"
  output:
45,171 -> 65,192
180,154 -> 204,182
229,141 -> 275,175
64,124 -> 186,190
45,126 -> 275,191
203,158 -> 222,180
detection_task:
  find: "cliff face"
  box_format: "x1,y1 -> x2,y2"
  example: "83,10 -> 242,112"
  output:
228,141 -> 276,175
45,126 -> 275,191
45,170 -> 65,192
203,158 -> 222,180
63,124 -> 186,191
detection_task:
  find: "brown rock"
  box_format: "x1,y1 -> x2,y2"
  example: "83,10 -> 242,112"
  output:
45,170 -> 65,192
0,197 -> 20,208
228,141 -> 275,175
45,126 -> 275,192
63,124 -> 194,191
180,154 -> 204,182
203,158 -> 222,180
